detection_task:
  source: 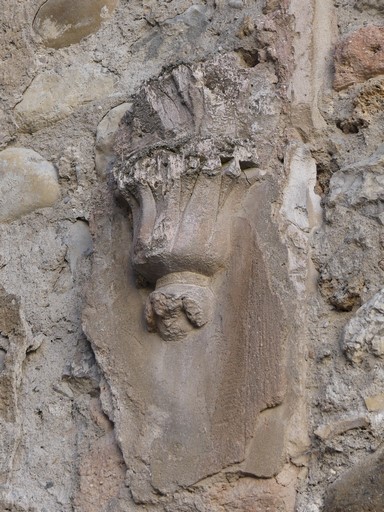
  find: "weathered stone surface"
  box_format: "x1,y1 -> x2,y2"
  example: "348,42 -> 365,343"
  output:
14,64 -> 116,132
7,0 -> 384,510
65,220 -> 93,273
328,146 -> 384,212
314,143 -> 384,312
334,26 -> 384,91
342,289 -> 384,364
279,144 -> 322,294
167,474 -> 298,512
244,404 -> 288,477
324,444 -> 384,512
0,148 -> 59,223
95,103 -> 131,177
0,286 -> 31,486
316,244 -> 365,312
85,53 -> 295,500
314,416 -> 370,440
33,0 -> 118,49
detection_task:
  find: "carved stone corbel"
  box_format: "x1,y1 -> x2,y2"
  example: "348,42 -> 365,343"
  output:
87,55 -> 291,496
113,61 -> 260,339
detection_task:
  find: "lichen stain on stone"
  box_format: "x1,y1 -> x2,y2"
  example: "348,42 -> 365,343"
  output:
33,0 -> 118,49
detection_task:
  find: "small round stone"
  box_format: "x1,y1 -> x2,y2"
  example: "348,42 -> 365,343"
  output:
33,0 -> 118,49
0,148 -> 59,222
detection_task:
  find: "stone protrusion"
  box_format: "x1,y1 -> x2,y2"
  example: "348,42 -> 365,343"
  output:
114,57 -> 258,284
334,26 -> 384,90
85,52 -> 290,498
342,288 -> 384,364
33,0 -> 118,49
0,148 -> 59,223
145,274 -> 214,341
328,146 -> 384,212
0,286 -> 31,485
324,445 -> 384,512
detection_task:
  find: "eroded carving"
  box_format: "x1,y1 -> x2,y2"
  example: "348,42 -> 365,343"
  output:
113,59 -> 259,339
145,272 -> 214,341
85,54 -> 291,496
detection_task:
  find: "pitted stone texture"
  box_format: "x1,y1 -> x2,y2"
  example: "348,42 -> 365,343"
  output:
145,279 -> 214,341
328,145 -> 384,214
315,145 -> 384,312
354,78 -> 384,119
33,0 -> 118,49
14,63 -> 116,132
0,148 -> 59,223
324,444 -> 384,512
334,26 -> 384,90
342,288 -> 384,364
315,234 -> 366,312
114,56 -> 260,283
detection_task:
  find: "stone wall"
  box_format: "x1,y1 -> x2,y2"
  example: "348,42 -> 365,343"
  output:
0,0 -> 383,511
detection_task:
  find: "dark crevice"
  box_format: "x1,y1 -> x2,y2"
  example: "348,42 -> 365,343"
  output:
236,48 -> 260,68
336,117 -> 368,134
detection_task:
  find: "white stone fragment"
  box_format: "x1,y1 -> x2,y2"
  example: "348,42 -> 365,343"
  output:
281,144 -> 322,233
342,288 -> 384,363
329,145 -> 384,208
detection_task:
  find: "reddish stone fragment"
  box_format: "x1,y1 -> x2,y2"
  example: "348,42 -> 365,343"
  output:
334,25 -> 384,90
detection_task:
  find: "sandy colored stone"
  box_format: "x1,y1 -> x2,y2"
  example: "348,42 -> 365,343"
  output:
0,286 -> 30,485
14,64 -> 116,132
354,77 -> 384,118
65,221 -> 93,273
85,55 -> 292,499
334,26 -> 384,90
4,0 -> 382,510
74,399 -> 127,512
0,148 -> 59,223
33,0 -> 118,49
364,393 -> 384,412
244,405 -> 288,477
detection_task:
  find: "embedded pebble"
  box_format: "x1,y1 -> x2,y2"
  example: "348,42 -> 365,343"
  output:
33,0 -> 118,49
0,148 -> 59,222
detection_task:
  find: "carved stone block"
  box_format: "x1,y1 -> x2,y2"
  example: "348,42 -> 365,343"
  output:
85,54 -> 294,500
